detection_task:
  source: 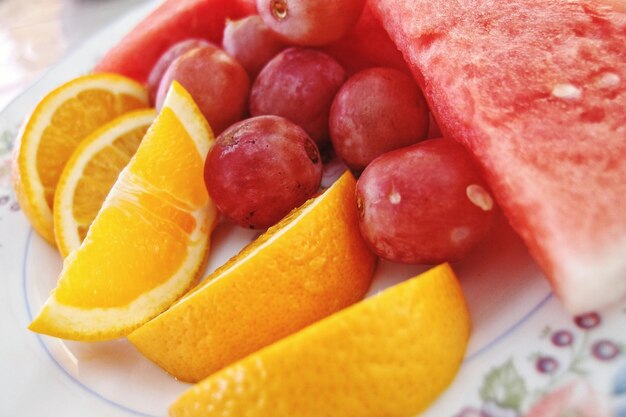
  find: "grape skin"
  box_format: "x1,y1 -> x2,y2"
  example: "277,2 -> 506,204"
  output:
204,115 -> 322,229
250,47 -> 346,147
329,67 -> 429,172
356,138 -> 497,264
146,39 -> 214,105
256,0 -> 366,46
156,45 -> 250,134
223,15 -> 288,79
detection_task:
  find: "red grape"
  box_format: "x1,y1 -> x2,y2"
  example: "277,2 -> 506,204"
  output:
223,15 -> 288,79
356,138 -> 497,264
156,45 -> 250,134
257,0 -> 366,46
329,67 -> 429,171
146,39 -> 214,105
250,47 -> 346,146
204,115 -> 322,229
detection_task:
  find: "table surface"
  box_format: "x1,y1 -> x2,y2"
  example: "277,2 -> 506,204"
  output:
0,0 -> 151,111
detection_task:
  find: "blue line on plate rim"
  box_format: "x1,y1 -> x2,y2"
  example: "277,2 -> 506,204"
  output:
463,291 -> 554,363
21,226 -> 552,414
22,227 -> 159,417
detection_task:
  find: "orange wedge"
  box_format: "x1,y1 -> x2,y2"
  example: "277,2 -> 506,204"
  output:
29,82 -> 218,341
54,109 -> 156,258
170,263 -> 471,417
128,172 -> 377,383
12,73 -> 149,245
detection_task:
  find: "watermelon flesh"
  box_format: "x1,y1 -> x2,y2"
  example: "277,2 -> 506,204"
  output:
94,0 -> 256,83
370,0 -> 626,313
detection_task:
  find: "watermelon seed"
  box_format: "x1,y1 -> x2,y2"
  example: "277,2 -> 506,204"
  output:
595,72 -> 620,89
466,184 -> 493,211
551,83 -> 582,100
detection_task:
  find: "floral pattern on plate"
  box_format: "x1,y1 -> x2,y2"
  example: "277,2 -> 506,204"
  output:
454,311 -> 626,417
0,126 -> 17,189
0,126 -> 20,212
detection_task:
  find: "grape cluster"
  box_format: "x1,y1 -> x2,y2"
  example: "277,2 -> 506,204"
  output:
145,0 -> 497,263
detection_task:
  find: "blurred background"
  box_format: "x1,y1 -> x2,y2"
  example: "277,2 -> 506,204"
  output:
0,0 -> 151,110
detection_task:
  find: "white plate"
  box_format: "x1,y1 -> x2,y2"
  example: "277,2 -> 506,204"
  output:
1,3 -> 625,416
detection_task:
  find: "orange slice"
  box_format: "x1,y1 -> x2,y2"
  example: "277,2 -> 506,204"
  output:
128,171 -> 377,383
29,82 -> 218,341
54,109 -> 156,258
170,263 -> 471,417
12,73 -> 149,245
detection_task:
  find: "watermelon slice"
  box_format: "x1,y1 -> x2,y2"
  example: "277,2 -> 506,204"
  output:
94,0 -> 256,83
370,0 -> 626,313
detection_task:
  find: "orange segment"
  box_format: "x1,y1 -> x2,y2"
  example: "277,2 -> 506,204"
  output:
128,172 -> 377,383
39,90 -> 146,207
55,204 -> 192,308
129,107 -> 208,208
54,109 -> 156,257
13,73 -> 149,245
29,82 -> 218,341
170,263 -> 471,417
72,125 -> 145,238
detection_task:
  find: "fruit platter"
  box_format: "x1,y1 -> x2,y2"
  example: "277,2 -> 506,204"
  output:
1,0 -> 625,416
